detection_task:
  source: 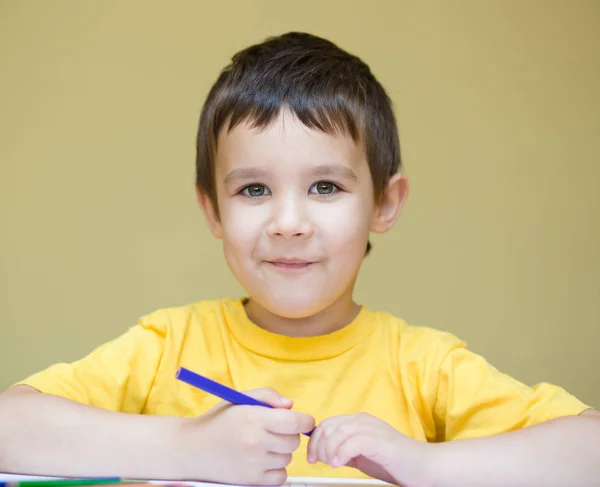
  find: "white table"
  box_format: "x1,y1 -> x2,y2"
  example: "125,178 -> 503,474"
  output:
0,473 -> 391,487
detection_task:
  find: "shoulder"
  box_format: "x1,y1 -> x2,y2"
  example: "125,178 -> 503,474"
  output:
135,297 -> 236,337
371,308 -> 467,363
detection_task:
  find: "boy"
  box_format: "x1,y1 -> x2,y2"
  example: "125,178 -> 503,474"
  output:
0,32 -> 599,487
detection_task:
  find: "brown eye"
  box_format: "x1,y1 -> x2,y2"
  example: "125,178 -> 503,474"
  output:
243,184 -> 268,197
311,181 -> 337,195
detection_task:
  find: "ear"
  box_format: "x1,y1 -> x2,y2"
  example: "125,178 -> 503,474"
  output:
196,187 -> 223,238
370,173 -> 409,233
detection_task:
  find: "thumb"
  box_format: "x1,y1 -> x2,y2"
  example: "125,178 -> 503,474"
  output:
244,387 -> 293,409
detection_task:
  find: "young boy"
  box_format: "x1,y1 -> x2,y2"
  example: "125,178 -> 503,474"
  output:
0,32 -> 598,487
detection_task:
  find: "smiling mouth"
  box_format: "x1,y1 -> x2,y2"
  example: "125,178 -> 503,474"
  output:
266,260 -> 315,270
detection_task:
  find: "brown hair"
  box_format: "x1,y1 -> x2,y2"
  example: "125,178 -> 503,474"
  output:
195,32 -> 402,254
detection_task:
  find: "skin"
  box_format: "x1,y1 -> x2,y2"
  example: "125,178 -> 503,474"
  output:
306,409 -> 600,487
0,385 -> 313,484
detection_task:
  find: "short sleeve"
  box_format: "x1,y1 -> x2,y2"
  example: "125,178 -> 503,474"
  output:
433,345 -> 589,441
14,321 -> 166,413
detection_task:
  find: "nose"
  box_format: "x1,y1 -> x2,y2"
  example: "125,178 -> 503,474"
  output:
266,195 -> 313,239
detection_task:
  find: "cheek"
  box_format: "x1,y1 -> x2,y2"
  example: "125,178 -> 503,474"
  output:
220,203 -> 265,249
315,197 -> 373,252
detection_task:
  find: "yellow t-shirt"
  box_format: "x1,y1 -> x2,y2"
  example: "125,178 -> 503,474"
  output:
18,298 -> 588,478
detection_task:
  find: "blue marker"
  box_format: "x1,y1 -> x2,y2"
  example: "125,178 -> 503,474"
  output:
176,367 -> 313,436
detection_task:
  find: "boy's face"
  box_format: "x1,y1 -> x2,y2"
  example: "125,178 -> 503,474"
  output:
199,110 -> 406,320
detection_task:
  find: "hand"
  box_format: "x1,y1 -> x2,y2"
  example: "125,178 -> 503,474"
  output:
307,413 -> 433,487
180,388 -> 315,485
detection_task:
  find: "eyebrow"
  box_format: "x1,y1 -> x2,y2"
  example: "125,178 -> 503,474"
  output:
311,164 -> 358,182
222,164 -> 358,186
223,168 -> 268,187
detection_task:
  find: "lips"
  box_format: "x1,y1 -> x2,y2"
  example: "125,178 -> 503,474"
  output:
265,259 -> 316,270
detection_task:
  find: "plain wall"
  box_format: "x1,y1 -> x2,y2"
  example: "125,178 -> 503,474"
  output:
1,0 -> 599,407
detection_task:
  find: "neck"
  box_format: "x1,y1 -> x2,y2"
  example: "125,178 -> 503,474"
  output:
244,291 -> 360,338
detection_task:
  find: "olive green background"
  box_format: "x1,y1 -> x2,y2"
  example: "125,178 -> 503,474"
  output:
1,1 -> 598,407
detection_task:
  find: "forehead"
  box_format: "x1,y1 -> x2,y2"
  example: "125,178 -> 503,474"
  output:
214,110 -> 368,177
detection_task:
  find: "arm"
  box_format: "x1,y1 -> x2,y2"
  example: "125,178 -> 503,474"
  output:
427,409 -> 600,487
0,385 -> 186,478
307,410 -> 600,487
0,385 -> 314,485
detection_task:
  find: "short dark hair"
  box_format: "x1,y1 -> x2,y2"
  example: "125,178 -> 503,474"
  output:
196,32 -> 402,255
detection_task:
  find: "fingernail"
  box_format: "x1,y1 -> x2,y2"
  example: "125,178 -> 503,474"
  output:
331,456 -> 340,467
307,454 -> 315,464
280,397 -> 292,406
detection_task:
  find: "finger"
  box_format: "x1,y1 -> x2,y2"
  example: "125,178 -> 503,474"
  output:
307,415 -> 346,463
324,420 -> 362,465
308,415 -> 349,464
307,420 -> 325,463
243,388 -> 293,409
317,423 -> 330,465
262,469 -> 288,486
265,409 -> 316,435
266,433 -> 302,454
334,433 -> 374,468
267,452 -> 294,470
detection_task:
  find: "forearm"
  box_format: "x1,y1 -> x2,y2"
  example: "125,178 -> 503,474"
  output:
427,415 -> 600,487
0,387 -> 187,479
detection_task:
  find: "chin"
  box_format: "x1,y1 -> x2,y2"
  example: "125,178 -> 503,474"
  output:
254,290 -> 332,319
